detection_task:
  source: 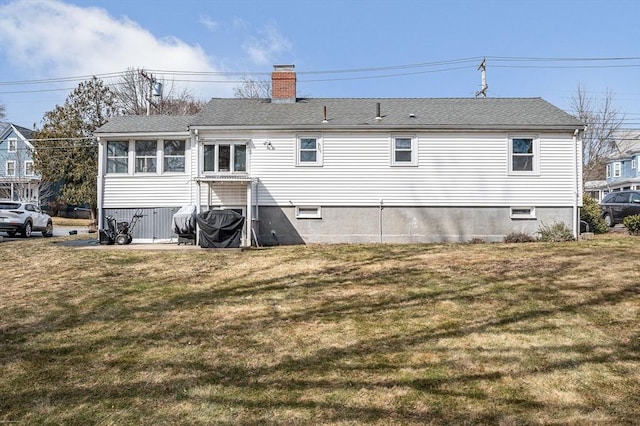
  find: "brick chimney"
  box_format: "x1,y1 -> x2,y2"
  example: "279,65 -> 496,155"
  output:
271,64 -> 296,103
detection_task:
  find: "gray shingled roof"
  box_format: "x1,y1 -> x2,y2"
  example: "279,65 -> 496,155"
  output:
95,98 -> 583,134
95,115 -> 194,134
191,97 -> 583,130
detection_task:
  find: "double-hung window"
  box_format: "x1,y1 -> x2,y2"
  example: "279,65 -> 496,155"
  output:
135,140 -> 157,173
297,136 -> 322,166
107,141 -> 129,174
25,161 -> 34,176
613,162 -> 622,178
204,143 -> 247,173
509,136 -> 538,175
8,139 -> 17,153
163,140 -> 186,173
6,161 -> 16,176
391,135 -> 417,166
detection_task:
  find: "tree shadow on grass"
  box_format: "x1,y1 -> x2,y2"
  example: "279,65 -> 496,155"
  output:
2,243 -> 639,423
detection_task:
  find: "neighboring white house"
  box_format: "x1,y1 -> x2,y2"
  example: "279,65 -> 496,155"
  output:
94,65 -> 584,245
0,123 -> 40,201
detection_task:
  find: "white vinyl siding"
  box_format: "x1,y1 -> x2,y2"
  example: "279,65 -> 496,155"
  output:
206,183 -> 247,206
247,132 -> 577,207
102,175 -> 193,208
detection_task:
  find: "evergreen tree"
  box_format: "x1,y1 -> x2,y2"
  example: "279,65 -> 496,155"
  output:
33,77 -> 117,219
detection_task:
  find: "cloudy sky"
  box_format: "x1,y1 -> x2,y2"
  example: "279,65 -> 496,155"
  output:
0,0 -> 638,127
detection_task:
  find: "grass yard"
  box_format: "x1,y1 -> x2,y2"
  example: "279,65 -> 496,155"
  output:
1,235 -> 639,425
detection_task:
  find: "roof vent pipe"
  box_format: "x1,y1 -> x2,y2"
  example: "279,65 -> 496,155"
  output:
375,102 -> 382,121
322,106 -> 328,123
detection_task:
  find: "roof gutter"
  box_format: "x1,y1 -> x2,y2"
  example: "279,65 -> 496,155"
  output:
188,124 -> 583,132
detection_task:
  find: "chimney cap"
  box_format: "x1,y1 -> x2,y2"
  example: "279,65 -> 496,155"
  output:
273,64 -> 295,72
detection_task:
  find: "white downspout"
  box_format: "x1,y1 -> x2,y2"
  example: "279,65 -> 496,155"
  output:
245,181 -> 252,247
573,129 -> 581,240
96,137 -> 104,235
379,198 -> 384,243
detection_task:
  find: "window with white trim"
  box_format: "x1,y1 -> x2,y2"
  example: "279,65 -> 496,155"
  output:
606,164 -> 611,178
6,160 -> 16,176
135,140 -> 157,173
163,140 -> 186,173
391,136 -> 417,166
613,162 -> 622,178
204,143 -> 247,173
297,136 -> 322,166
25,161 -> 34,176
296,206 -> 322,219
510,207 -> 536,219
107,141 -> 129,174
509,136 -> 538,174
632,159 -> 637,170
8,139 -> 17,153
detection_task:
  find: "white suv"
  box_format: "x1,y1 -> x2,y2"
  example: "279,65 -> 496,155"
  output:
0,200 -> 53,237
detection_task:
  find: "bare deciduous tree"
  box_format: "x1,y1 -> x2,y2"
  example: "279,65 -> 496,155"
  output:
113,68 -> 204,115
233,77 -> 271,99
571,85 -> 624,183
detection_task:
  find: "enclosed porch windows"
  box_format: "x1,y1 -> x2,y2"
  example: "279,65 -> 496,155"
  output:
135,140 -> 157,173
107,141 -> 129,173
105,139 -> 188,174
163,140 -> 186,173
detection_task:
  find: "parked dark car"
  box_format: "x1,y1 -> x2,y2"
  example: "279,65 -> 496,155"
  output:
600,190 -> 640,227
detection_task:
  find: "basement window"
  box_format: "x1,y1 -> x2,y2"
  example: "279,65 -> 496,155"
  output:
296,206 -> 322,219
510,207 -> 536,219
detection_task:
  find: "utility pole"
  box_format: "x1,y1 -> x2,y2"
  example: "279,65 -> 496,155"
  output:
139,70 -> 162,115
475,58 -> 488,98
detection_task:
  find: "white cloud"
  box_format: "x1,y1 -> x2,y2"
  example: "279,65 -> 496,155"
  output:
241,23 -> 293,66
0,0 -> 234,98
199,15 -> 219,31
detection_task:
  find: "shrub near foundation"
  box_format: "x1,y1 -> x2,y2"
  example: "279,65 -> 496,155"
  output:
538,221 -> 574,242
503,231 -> 536,243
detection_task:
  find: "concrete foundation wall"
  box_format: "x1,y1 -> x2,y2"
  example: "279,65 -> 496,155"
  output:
256,206 -> 575,245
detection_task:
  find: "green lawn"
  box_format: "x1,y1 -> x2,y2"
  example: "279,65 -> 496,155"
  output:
1,235 -> 638,424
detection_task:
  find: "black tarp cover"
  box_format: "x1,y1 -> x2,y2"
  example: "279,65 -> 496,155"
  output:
196,209 -> 245,248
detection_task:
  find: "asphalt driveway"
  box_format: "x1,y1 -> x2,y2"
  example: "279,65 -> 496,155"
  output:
1,225 -> 93,242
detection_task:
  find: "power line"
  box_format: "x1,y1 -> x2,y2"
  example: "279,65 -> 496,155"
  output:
1,56 -> 638,87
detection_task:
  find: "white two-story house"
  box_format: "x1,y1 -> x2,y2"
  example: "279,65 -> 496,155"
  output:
94,65 -> 584,245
